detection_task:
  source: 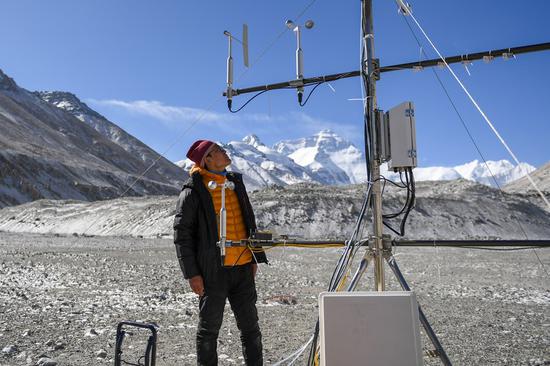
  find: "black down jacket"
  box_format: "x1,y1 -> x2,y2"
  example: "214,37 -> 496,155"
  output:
173,171 -> 268,281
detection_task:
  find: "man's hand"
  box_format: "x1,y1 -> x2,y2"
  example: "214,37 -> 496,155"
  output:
188,275 -> 204,296
252,263 -> 258,278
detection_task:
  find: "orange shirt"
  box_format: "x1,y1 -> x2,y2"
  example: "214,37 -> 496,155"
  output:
192,166 -> 252,266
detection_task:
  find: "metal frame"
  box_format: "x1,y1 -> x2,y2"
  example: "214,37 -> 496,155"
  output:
224,42 -> 550,96
114,321 -> 157,366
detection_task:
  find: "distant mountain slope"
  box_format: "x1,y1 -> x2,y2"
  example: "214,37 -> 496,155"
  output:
0,180 -> 548,240
503,161 -> 550,210
35,91 -> 184,187
0,69 -> 181,208
504,161 -> 550,193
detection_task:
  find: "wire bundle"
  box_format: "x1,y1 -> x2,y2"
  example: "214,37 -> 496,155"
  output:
382,168 -> 416,237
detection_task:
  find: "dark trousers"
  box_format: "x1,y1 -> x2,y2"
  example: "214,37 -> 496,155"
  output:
197,263 -> 263,366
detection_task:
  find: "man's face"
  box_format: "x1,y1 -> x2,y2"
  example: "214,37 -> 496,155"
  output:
204,144 -> 231,171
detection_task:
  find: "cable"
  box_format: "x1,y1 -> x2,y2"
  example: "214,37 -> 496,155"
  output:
381,168 -> 415,236
380,174 -> 407,189
400,1 -> 550,210
228,80 -> 325,112
299,82 -> 325,107
229,90 -> 268,113
272,335 -> 314,366
383,172 -> 411,219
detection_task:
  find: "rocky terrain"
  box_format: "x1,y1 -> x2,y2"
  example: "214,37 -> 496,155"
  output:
0,232 -> 548,365
0,180 -> 548,241
0,179 -> 548,365
504,162 -> 550,211
505,161 -> 550,194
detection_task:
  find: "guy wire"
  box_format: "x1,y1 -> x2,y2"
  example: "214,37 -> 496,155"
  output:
399,8 -> 548,277
400,1 -> 550,210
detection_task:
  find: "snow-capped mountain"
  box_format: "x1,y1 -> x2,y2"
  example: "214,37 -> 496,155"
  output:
0,68 -> 182,208
176,135 -> 318,189
382,160 -> 536,188
176,131 -> 538,191
176,130 -> 367,189
274,130 -> 366,184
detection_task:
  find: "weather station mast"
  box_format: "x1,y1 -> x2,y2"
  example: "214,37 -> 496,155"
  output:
112,1 -> 550,365
219,0 -> 550,365
360,0 -> 385,292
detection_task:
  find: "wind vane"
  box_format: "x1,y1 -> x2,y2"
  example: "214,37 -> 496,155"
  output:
223,24 -> 249,111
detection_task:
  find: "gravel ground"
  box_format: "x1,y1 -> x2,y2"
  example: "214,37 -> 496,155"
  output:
0,232 -> 548,365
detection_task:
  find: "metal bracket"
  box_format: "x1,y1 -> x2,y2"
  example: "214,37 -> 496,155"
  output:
373,58 -> 380,80
289,79 -> 305,87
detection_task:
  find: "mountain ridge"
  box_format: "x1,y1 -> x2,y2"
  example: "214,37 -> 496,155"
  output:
0,68 -> 183,208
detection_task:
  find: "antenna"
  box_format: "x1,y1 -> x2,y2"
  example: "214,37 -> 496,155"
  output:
286,19 -> 315,104
224,30 -> 234,110
224,24 -> 250,110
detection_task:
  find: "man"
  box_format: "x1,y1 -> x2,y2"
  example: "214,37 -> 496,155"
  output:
173,139 -> 267,365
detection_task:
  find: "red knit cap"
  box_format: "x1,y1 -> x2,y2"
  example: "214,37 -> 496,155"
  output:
186,139 -> 215,167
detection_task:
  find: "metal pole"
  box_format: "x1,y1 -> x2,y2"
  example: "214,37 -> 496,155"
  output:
346,253 -> 374,291
394,239 -> 550,247
387,257 -> 452,366
363,0 -> 385,291
219,181 -> 227,266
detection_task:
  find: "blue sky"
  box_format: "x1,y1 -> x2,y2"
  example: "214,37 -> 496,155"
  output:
1,1 -> 549,167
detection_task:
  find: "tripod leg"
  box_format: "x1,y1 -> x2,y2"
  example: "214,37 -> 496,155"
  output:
346,251 -> 374,291
386,256 -> 453,366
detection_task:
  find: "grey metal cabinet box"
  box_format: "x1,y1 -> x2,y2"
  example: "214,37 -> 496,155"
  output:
387,101 -> 417,171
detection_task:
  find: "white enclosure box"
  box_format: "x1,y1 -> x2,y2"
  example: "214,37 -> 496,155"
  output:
386,101 -> 417,171
319,291 -> 423,366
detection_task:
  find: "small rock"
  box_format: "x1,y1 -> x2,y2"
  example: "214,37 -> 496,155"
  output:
22,329 -> 32,336
85,328 -> 98,337
2,344 -> 18,354
265,294 -> 298,305
36,357 -> 57,366
96,349 -> 108,359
